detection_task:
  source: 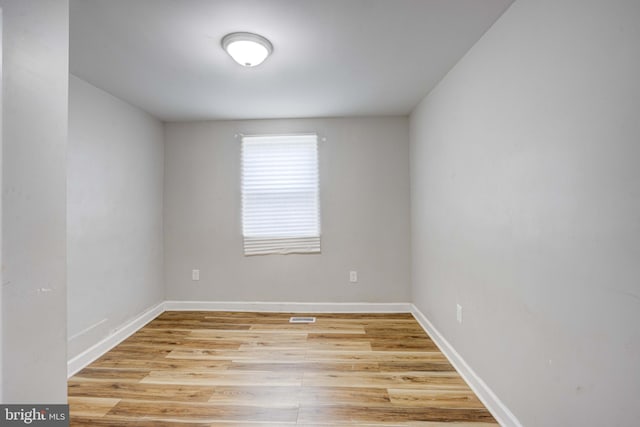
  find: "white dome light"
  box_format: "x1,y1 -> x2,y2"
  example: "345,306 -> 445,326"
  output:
221,32 -> 273,67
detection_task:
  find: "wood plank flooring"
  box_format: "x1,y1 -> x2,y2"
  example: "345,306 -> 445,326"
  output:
68,311 -> 498,426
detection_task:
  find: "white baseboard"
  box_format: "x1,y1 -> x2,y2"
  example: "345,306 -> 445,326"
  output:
67,302 -> 165,378
410,304 -> 522,427
164,300 -> 412,313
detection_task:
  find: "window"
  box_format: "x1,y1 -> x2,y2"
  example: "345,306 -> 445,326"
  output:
241,134 -> 321,255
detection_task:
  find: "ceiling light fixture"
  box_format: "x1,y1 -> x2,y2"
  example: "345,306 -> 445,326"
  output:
221,32 -> 273,67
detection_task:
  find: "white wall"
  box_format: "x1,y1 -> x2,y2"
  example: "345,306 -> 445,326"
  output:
164,117 -> 410,303
410,0 -> 640,425
0,8 -> 4,402
1,0 -> 69,402
67,75 -> 164,360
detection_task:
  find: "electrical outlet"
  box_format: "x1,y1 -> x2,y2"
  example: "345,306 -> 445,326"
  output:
456,304 -> 463,324
349,270 -> 358,283
192,269 -> 200,281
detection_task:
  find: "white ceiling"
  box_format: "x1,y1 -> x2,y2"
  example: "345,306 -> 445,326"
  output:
70,0 -> 513,121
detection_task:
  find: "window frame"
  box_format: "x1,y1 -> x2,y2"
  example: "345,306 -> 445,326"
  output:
240,133 -> 321,256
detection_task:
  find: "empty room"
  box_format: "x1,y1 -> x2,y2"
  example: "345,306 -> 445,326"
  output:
1,0 -> 639,426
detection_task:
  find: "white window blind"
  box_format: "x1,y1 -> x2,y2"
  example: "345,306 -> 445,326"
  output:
241,134 -> 321,255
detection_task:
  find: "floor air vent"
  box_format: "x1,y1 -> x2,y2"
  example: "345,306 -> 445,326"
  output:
289,316 -> 316,324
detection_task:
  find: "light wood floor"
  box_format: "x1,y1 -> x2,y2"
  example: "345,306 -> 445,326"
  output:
68,311 -> 498,426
